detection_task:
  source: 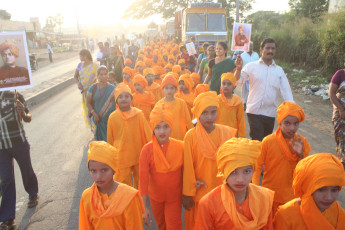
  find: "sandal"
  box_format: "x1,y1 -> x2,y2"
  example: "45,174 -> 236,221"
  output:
27,194 -> 39,208
0,219 -> 16,230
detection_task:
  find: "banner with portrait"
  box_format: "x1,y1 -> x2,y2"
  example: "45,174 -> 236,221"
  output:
0,31 -> 33,91
231,23 -> 252,52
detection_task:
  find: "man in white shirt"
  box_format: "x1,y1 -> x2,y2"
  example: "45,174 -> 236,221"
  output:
96,42 -> 105,65
47,44 -> 53,63
240,42 -> 260,109
234,38 -> 294,141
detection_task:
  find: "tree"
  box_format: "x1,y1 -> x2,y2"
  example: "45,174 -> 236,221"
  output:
148,21 -> 158,29
43,14 -> 64,32
55,13 -> 64,33
289,0 -> 329,21
123,0 -> 254,24
0,9 -> 11,20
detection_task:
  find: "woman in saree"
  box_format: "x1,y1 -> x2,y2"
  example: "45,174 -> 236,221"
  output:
329,68 -> 345,169
74,49 -> 99,129
86,66 -> 116,141
203,42 -> 236,94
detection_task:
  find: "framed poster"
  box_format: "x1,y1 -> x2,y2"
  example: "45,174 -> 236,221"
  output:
231,23 -> 252,52
0,31 -> 33,91
186,42 -> 197,56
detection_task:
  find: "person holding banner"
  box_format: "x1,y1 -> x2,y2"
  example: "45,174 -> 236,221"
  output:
0,40 -> 30,89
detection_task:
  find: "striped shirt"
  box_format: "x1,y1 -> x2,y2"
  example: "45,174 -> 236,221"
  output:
0,91 -> 28,149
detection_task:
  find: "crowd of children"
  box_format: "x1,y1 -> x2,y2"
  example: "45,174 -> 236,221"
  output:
78,38 -> 345,230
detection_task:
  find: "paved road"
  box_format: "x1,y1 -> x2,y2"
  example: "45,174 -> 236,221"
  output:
13,86 -> 94,229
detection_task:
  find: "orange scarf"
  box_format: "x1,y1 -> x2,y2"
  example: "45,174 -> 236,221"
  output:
221,183 -> 274,230
119,107 -> 141,120
133,91 -> 155,106
152,136 -> 184,173
300,195 -> 345,229
275,127 -> 309,162
219,91 -> 242,110
90,183 -> 142,218
196,124 -> 228,160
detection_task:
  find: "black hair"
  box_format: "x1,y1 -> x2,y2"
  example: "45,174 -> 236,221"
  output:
79,49 -> 93,61
180,45 -> 186,51
260,38 -> 276,49
97,65 -> 108,75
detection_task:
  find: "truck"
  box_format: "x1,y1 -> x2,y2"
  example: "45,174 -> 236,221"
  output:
175,2 -> 228,51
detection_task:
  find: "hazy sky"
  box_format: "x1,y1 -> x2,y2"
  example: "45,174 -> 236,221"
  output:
2,0 -> 290,28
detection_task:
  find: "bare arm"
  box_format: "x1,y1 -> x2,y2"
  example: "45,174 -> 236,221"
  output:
329,83 -> 345,119
234,54 -> 243,80
86,91 -> 100,123
203,66 -> 212,84
141,195 -> 152,227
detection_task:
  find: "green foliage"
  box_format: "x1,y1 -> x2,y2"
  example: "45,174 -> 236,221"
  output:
249,9 -> 345,79
123,0 -> 254,23
43,14 -> 64,32
0,9 -> 11,20
289,0 -> 329,21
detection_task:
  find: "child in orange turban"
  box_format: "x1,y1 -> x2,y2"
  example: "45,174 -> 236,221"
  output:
107,83 -> 152,188
216,72 -> 246,137
253,101 -> 311,214
274,153 -> 345,229
183,92 -> 237,230
139,103 -> 184,230
144,68 -> 163,102
79,141 -> 144,229
155,74 -> 193,140
195,138 -> 275,230
132,74 -> 155,121
176,74 -> 195,116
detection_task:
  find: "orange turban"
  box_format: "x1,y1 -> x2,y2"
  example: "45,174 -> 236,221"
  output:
191,73 -> 201,84
178,59 -> 185,65
221,72 -> 237,87
168,55 -> 175,61
138,54 -> 145,60
172,65 -> 181,74
149,103 -> 174,130
122,66 -> 133,78
152,66 -> 166,75
124,58 -> 132,65
166,72 -> 178,80
114,82 -> 132,101
88,141 -> 118,171
135,61 -> 145,68
145,58 -> 153,67
164,63 -> 173,71
192,91 -> 218,119
217,138 -> 262,180
194,84 -> 210,97
293,153 -> 345,198
276,101 -> 305,125
179,74 -> 194,92
139,49 -> 145,55
161,74 -> 178,89
0,40 -> 19,57
143,68 -> 154,77
133,74 -> 148,88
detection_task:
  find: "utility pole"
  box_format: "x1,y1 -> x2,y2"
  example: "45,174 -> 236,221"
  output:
236,0 -> 240,22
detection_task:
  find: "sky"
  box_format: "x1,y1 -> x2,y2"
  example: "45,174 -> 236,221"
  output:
1,0 -> 290,29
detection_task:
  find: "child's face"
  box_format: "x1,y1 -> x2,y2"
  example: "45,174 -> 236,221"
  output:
226,165 -> 253,195
153,56 -> 158,62
179,63 -> 186,70
169,59 -> 174,65
108,74 -> 116,83
179,80 -> 187,92
280,115 -> 299,139
165,68 -> 171,73
163,55 -> 168,61
137,66 -> 143,73
88,160 -> 114,191
154,121 -> 171,144
221,79 -> 234,95
145,74 -> 154,85
125,63 -> 132,68
117,92 -> 132,110
163,84 -> 177,99
122,73 -> 131,82
134,83 -> 144,93
313,186 -> 340,212
199,106 -> 217,131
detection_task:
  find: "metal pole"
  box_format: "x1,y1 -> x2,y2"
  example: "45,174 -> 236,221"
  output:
236,0 -> 240,22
